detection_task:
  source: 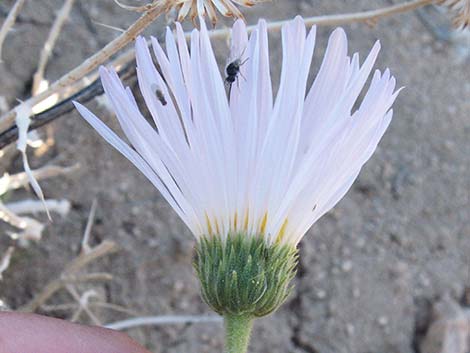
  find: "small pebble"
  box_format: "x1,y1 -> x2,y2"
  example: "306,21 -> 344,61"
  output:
378,316 -> 389,326
341,247 -> 351,256
355,237 -> 366,249
346,323 -> 355,336
419,273 -> 431,288
315,271 -> 326,281
447,105 -> 457,115
341,260 -> 353,273
146,238 -> 159,248
328,302 -> 337,316
464,82 -> 470,93
173,280 -> 184,293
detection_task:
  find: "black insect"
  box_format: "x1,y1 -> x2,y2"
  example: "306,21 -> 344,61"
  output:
225,57 -> 248,95
155,88 -> 167,106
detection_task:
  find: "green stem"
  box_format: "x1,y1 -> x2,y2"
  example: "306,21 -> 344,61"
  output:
224,314 -> 254,353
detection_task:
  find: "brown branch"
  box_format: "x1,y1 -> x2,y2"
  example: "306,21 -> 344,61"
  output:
66,286 -> 101,324
18,240 -> 118,312
0,1 -> 167,132
40,301 -> 140,316
1,164 -> 80,192
273,0 -> 436,30
0,0 -> 26,62
32,0 -> 76,95
65,241 -> 117,274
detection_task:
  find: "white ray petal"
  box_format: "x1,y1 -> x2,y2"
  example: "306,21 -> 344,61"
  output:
75,17 -> 400,247
73,102 -> 201,233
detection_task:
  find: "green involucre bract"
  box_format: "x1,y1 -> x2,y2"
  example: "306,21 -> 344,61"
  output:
194,233 -> 298,317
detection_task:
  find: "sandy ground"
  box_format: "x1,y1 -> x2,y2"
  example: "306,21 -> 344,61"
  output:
0,1 -> 469,352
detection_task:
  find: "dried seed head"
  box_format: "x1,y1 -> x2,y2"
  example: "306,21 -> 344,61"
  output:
437,0 -> 470,29
114,0 -> 269,26
174,0 -> 271,25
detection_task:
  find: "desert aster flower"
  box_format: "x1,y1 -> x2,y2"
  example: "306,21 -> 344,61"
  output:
76,17 -> 398,248
75,16 -> 399,353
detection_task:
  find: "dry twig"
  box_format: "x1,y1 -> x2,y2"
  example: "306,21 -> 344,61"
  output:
0,201 -> 44,243
0,1 -> 167,132
285,0 -> 436,29
0,0 -> 26,62
105,315 -> 223,330
32,0 -> 76,96
66,286 -> 102,324
18,240 -> 118,312
0,246 -> 14,280
0,65 -> 136,149
41,301 -> 140,316
32,0 -> 75,94
6,199 -> 70,217
0,164 -> 76,244
81,199 -> 97,254
0,163 -> 79,194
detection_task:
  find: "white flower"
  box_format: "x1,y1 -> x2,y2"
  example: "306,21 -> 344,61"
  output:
75,16 -> 400,247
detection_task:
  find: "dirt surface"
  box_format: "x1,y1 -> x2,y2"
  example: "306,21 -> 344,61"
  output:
0,1 -> 469,353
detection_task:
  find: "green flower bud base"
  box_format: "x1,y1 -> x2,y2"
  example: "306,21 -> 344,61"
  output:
194,233 -> 298,353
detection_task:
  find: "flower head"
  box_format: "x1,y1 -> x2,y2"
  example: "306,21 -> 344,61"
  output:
75,17 -> 399,248
173,0 -> 265,24
120,0 -> 266,24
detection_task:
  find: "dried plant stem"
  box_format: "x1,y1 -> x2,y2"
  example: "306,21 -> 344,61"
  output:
18,240 -> 118,312
0,246 -> 15,280
105,315 -> 223,330
63,272 -> 114,283
6,199 -> 70,216
0,202 -> 29,229
1,163 -> 79,192
32,0 -> 76,95
41,301 -> 139,316
0,0 -> 26,62
0,200 -> 45,242
258,0 -> 436,34
81,199 -> 97,254
90,302 -> 140,316
65,240 -> 117,273
0,1 -> 167,132
66,285 -> 101,324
